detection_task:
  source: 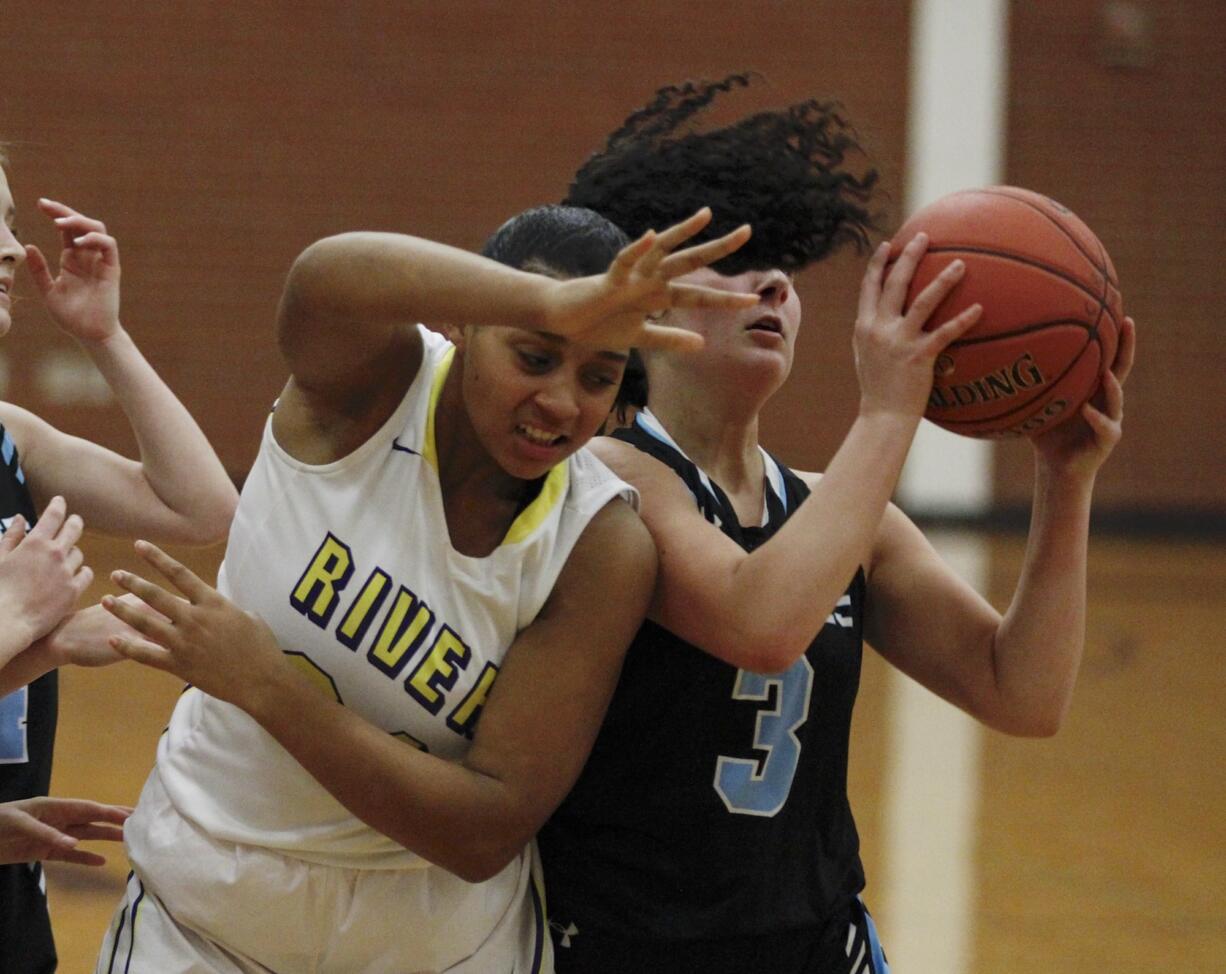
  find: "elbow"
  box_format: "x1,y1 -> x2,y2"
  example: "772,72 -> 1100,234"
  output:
285,234 -> 367,303
445,832 -> 532,885
710,620 -> 813,674
171,488 -> 239,546
984,698 -> 1071,739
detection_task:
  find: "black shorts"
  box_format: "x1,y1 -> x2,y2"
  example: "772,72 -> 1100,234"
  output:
0,861 -> 56,974
551,896 -> 889,974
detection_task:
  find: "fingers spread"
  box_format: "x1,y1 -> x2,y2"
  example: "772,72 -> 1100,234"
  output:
926,302 -> 983,349
107,573 -> 184,625
879,232 -> 930,312
635,324 -> 704,354
667,282 -> 758,310
608,232 -> 657,284
108,632 -> 176,672
650,208 -> 713,253
904,258 -> 965,329
658,224 -> 752,279
135,540 -> 210,603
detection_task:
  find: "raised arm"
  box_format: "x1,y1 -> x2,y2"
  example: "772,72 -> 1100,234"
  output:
865,318 -> 1135,736
596,235 -> 982,672
275,208 -> 754,457
102,501 -> 656,881
7,200 -> 236,544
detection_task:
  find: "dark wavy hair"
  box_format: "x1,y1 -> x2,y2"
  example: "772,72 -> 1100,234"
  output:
480,203 -> 645,420
566,73 -> 879,276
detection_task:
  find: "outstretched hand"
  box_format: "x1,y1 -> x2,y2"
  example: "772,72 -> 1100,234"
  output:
853,233 -> 985,420
0,797 -> 130,866
543,208 -> 756,352
102,541 -> 285,715
1031,315 -> 1136,477
23,199 -> 121,344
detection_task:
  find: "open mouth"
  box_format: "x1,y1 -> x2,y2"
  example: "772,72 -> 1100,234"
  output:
745,316 -> 783,335
516,424 -> 566,448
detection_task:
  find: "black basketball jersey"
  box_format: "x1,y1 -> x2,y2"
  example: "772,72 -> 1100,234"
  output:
0,421 -> 59,973
539,412 -> 868,973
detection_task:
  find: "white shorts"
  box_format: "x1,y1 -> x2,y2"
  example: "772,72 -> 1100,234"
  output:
97,768 -> 552,974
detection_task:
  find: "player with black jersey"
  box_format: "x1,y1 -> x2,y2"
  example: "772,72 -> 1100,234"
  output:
538,75 -> 1134,973
0,147 -> 236,973
0,422 -> 59,970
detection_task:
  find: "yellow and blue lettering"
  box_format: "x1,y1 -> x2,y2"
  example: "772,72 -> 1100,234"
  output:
368,586 -> 436,678
337,568 -> 392,651
405,624 -> 470,715
290,533 -> 354,628
447,661 -> 499,738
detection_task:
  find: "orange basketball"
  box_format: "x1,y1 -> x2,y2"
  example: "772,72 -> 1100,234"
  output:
891,186 -> 1123,438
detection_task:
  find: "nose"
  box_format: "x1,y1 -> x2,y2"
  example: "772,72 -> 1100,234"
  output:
0,226 -> 23,265
755,269 -> 791,308
533,375 -> 581,425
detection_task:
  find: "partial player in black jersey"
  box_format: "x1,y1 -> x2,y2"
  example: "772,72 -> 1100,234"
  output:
0,144 -> 237,973
538,74 -> 1136,974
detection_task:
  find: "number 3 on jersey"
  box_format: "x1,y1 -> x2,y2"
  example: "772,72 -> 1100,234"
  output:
714,657 -> 814,817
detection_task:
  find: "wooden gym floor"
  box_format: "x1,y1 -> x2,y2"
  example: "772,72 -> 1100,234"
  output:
43,531 -> 1226,972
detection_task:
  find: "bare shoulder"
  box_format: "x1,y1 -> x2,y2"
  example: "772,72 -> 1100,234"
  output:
0,402 -> 58,472
573,494 -> 656,575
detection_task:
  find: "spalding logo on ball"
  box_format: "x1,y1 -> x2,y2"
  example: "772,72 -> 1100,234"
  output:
891,186 -> 1123,438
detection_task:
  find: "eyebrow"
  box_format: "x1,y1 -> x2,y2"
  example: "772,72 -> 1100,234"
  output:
532,331 -> 630,364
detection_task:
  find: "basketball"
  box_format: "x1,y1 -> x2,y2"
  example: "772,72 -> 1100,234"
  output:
891,186 -> 1123,438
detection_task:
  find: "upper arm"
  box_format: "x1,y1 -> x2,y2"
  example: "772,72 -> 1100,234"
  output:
0,403 -> 211,543
276,235 -> 425,406
590,437 -> 785,668
459,497 -> 656,842
864,503 -> 1003,718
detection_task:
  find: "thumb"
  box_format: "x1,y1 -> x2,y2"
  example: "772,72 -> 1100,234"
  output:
23,245 -> 55,297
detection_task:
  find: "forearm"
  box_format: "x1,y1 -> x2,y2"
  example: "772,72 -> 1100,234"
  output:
991,462 -> 1096,734
0,639 -> 55,697
288,233 -> 554,334
78,328 -> 236,539
246,661 -> 527,881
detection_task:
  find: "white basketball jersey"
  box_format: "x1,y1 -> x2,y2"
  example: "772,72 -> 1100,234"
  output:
154,325 -> 635,870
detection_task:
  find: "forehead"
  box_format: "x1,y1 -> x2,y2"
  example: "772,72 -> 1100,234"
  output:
515,329 -> 630,364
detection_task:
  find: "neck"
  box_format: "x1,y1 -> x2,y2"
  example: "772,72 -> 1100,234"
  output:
647,384 -> 765,498
433,366 -> 523,508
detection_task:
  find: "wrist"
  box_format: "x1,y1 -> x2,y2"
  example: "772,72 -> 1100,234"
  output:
75,321 -> 129,355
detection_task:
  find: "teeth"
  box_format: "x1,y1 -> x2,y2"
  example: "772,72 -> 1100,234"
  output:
519,425 -> 562,445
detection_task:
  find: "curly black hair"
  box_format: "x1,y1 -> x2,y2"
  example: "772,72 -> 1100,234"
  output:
565,73 -> 879,276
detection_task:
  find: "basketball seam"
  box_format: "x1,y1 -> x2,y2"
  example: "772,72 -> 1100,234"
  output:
951,318 -> 1092,348
973,188 -> 1119,288
925,244 -> 1110,312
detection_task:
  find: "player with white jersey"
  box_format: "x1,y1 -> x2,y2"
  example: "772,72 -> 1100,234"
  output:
96,203 -> 757,973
